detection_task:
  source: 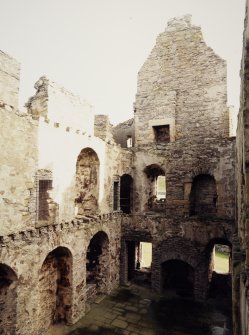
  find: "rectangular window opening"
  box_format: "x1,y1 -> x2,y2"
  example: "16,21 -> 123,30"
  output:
127,135 -> 133,148
153,125 -> 170,143
156,176 -> 166,201
38,180 -> 52,220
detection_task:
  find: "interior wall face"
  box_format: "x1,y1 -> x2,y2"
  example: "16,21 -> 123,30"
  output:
0,264 -> 17,335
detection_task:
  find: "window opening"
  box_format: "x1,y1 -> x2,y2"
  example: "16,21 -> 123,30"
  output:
213,244 -> 230,274
144,164 -> 166,211
120,174 -> 133,214
156,175 -> 166,200
127,135 -> 132,148
153,125 -> 170,143
38,180 -> 52,220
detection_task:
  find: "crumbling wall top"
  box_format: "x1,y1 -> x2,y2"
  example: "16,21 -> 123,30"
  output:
26,76 -> 94,135
166,14 -> 193,31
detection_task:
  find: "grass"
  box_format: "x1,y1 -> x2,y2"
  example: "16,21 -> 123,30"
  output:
214,251 -> 229,274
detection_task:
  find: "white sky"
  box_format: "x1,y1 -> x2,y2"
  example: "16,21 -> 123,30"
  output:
0,0 -> 246,125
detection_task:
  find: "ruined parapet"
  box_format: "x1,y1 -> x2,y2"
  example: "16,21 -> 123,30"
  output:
134,15 -> 229,146
112,118 -> 135,148
94,114 -> 114,142
26,76 -> 94,135
0,51 -> 20,111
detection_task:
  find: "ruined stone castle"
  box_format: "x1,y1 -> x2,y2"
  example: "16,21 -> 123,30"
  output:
0,8 -> 248,335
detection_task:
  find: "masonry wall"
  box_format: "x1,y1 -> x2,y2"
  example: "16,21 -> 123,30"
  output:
0,214 -> 121,335
134,15 -> 229,147
234,1 -> 249,334
120,15 -> 235,307
0,50 -> 132,334
0,51 -> 20,110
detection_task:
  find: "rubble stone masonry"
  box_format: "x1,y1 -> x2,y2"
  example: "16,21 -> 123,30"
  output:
0,13 -> 242,335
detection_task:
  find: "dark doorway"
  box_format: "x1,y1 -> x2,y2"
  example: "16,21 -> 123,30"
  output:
39,247 -> 72,330
86,231 -> 110,293
0,264 -> 17,335
120,174 -> 133,214
162,260 -> 194,297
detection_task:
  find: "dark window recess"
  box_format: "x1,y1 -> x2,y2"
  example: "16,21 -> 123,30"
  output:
113,181 -> 119,211
120,174 -> 133,214
153,125 -> 170,143
38,180 -> 52,220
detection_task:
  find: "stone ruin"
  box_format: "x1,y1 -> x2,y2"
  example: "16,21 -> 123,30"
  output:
0,9 -> 247,334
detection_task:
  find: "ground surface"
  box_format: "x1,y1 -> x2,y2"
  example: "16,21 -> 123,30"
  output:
47,283 -> 232,335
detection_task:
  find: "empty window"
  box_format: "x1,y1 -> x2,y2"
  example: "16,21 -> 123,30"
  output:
156,175 -> 166,200
127,136 -> 133,148
153,125 -> 170,143
213,244 -> 230,274
38,180 -> 52,220
139,242 -> 152,269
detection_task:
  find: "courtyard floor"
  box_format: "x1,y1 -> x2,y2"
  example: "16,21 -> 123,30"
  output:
47,284 -> 232,335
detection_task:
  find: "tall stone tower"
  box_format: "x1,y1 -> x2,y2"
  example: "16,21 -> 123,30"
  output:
121,15 -> 235,304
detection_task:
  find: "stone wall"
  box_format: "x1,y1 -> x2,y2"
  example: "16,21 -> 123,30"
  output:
0,49 -> 132,334
121,214 -> 232,300
0,214 -> 121,335
0,51 -> 20,110
134,15 -> 229,147
0,108 -> 38,235
121,14 -> 235,312
234,0 -> 249,334
26,76 -> 94,135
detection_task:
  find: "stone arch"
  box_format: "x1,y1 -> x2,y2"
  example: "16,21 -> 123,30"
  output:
120,174 -> 133,214
86,231 -> 110,297
189,173 -> 217,216
144,164 -> 166,211
152,238 -> 205,299
75,147 -> 100,215
0,263 -> 18,335
38,246 -> 72,331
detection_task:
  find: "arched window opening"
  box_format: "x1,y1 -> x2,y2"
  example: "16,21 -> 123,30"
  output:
189,174 -> 217,216
120,174 -> 133,214
0,264 -> 17,335
86,231 -> 110,298
161,260 -> 194,297
39,247 -> 72,330
144,164 -> 166,212
75,148 -> 99,216
126,241 -> 152,287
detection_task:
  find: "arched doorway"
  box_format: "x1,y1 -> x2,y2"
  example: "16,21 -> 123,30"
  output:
189,174 -> 217,216
39,247 -> 72,330
206,239 -> 232,299
120,174 -> 133,214
161,260 -> 194,297
0,264 -> 17,335
75,147 -> 99,215
86,231 -> 110,297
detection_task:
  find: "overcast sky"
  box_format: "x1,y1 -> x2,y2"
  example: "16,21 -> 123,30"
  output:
0,0 -> 246,125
